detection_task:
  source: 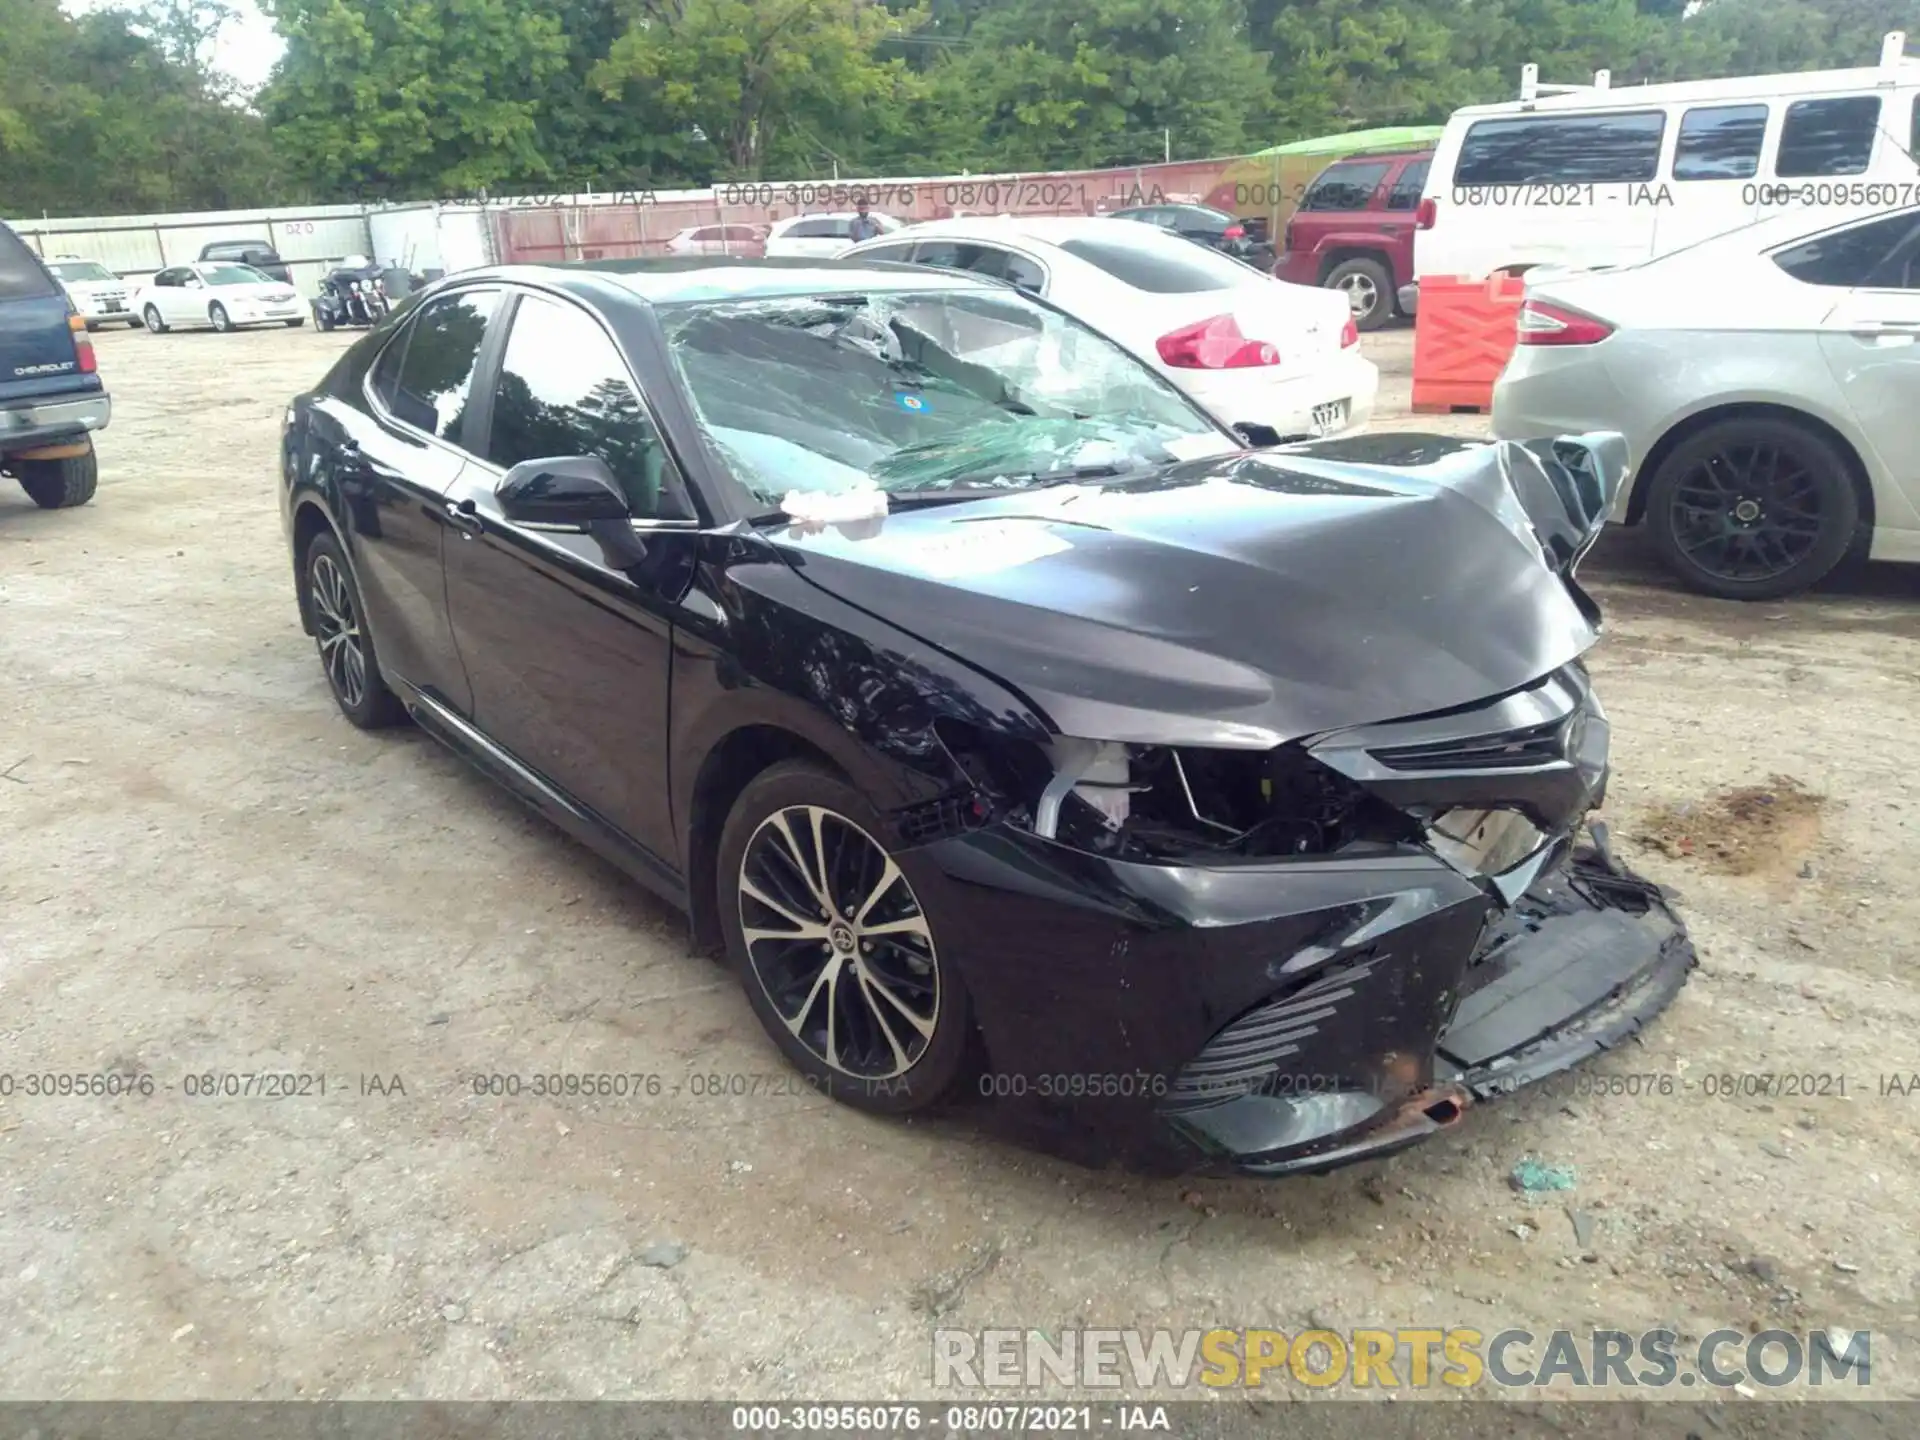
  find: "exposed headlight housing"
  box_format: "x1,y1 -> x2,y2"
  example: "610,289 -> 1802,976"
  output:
1012,733 -> 1419,861
1425,807 -> 1547,878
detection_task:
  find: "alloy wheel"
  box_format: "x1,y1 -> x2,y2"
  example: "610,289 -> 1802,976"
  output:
309,552 -> 367,710
1667,440 -> 1825,584
210,304 -> 232,332
1338,271 -> 1379,320
737,805 -> 939,1080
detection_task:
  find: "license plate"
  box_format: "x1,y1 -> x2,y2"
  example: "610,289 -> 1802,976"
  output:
1310,400 -> 1349,436
102,301 -> 123,312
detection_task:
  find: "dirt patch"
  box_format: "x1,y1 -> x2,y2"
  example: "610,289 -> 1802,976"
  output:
1634,776 -> 1827,877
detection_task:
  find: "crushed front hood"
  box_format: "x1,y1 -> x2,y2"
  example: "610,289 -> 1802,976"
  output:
769,433 -> 1626,746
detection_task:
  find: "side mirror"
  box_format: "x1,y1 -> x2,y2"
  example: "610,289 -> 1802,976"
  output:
497,455 -> 630,529
1232,422 -> 1283,449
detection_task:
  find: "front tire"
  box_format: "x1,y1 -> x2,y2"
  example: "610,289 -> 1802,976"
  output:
717,761 -> 973,1114
209,302 -> 233,332
1644,417 -> 1859,600
1324,256 -> 1394,331
143,305 -> 168,333
302,531 -> 407,729
15,445 -> 98,508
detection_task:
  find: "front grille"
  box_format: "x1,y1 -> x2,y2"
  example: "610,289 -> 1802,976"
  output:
1370,717 -> 1567,772
1162,954 -> 1376,1113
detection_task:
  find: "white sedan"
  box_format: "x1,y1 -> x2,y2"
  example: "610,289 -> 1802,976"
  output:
842,216 -> 1375,441
765,211 -> 905,259
132,262 -> 306,334
1493,205 -> 1920,599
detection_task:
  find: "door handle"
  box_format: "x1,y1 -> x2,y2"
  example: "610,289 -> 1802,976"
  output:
1851,324 -> 1920,343
444,498 -> 485,537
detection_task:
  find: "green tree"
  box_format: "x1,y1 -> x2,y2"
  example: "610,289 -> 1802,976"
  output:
592,0 -> 926,180
0,0 -> 281,216
260,0 -> 569,199
906,0 -> 1275,171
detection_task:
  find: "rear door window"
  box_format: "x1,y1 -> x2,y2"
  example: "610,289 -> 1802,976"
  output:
1775,96 -> 1882,178
966,246 -> 1046,293
1057,233 -> 1257,292
1772,211 -> 1920,288
1300,162 -> 1391,212
1385,160 -> 1431,210
1673,104 -> 1768,180
383,288 -> 501,445
0,226 -> 57,300
1456,111 -> 1666,185
1297,162 -> 1390,213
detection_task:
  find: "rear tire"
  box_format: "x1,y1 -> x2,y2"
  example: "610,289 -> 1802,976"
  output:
15,446 -> 98,509
1644,417 -> 1859,601
1324,256 -> 1393,331
302,531 -> 408,729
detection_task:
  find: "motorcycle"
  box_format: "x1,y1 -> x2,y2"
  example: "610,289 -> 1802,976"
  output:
312,261 -> 391,331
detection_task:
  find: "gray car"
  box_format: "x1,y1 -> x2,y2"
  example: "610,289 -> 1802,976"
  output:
1492,205 -> 1920,600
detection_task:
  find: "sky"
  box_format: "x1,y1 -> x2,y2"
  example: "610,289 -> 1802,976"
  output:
62,0 -> 287,91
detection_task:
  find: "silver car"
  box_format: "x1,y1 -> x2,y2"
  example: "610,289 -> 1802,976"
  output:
1492,205 -> 1920,599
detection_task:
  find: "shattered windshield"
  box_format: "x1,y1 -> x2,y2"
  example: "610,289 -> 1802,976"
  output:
656,288 -> 1235,504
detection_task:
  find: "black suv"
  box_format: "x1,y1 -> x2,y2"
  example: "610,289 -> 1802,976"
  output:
1,221 -> 109,509
1107,203 -> 1276,270
198,238 -> 294,285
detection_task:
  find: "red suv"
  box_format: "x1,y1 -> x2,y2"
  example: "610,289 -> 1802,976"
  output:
1273,150 -> 1430,331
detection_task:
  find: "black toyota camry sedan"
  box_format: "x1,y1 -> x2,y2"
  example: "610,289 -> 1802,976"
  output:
278,257 -> 1694,1177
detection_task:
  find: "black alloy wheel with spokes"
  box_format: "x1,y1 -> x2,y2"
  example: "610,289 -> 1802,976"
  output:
717,762 -> 972,1113
303,531 -> 407,729
1645,417 -> 1859,601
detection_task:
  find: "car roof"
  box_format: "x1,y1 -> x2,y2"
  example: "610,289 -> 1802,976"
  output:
1449,60 -> 1908,119
875,215 -> 1158,247
459,257 -> 1001,305
1653,202 -> 1920,264
1322,148 -> 1433,164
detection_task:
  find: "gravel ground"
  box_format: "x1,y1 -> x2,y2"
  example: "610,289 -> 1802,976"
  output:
2,322 -> 1917,1407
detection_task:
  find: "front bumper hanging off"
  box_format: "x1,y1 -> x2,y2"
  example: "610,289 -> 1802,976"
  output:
1167,834 -> 1695,1177
924,815 -> 1695,1178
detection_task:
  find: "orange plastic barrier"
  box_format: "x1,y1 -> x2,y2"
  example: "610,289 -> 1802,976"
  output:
1409,273 -> 1527,415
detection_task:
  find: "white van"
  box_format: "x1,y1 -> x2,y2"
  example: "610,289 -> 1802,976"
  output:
1406,31 -> 1919,305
